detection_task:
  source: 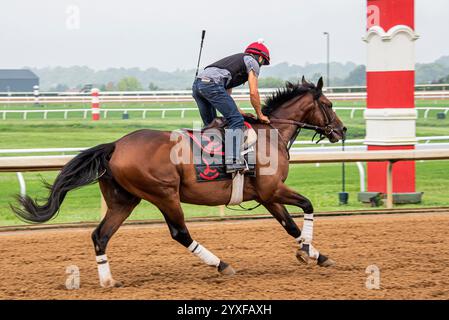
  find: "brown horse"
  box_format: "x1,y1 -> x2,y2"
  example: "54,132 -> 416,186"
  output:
12,77 -> 346,288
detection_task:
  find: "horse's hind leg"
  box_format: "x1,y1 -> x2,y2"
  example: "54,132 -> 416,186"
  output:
156,199 -> 235,276
91,178 -> 140,287
264,194 -> 335,268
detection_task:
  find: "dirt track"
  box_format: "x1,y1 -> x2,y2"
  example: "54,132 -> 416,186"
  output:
1,212 -> 449,300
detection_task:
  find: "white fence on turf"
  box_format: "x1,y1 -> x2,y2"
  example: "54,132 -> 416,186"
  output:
1,106 -> 448,121
2,136 -> 449,206
1,84 -> 449,105
1,149 -> 449,211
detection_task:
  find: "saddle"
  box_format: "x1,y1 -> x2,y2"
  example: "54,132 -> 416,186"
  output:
182,117 -> 257,183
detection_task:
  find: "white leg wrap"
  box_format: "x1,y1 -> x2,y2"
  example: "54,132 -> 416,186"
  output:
307,243 -> 320,260
188,241 -> 220,267
96,254 -> 113,286
297,213 -> 320,260
301,213 -> 314,244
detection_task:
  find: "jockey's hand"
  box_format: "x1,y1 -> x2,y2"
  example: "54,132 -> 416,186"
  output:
258,114 -> 270,124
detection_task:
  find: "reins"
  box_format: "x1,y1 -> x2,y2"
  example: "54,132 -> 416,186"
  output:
269,115 -> 335,153
226,88 -> 336,211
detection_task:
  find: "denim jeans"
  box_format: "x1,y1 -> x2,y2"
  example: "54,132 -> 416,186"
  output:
192,78 -> 245,163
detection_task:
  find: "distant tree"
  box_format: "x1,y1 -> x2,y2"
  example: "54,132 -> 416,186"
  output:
344,65 -> 366,86
148,82 -> 160,90
435,74 -> 449,84
117,77 -> 143,91
104,81 -> 116,91
258,77 -> 285,88
49,83 -> 69,92
309,73 -> 322,84
415,63 -> 449,84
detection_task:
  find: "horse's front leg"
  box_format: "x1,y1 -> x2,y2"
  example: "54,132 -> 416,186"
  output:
263,189 -> 335,267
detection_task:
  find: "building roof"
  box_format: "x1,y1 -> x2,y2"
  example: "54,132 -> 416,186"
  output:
0,69 -> 38,80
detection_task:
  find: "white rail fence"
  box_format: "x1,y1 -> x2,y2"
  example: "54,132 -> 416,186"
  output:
1,106 -> 448,121
1,85 -> 449,105
2,136 -> 449,210
1,149 -> 449,213
2,136 -> 448,155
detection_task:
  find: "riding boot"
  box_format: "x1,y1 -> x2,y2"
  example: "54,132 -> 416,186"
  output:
225,127 -> 247,174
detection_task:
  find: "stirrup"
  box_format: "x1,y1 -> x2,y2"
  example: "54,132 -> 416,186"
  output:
225,164 -> 246,174
241,145 -> 255,157
225,159 -> 248,174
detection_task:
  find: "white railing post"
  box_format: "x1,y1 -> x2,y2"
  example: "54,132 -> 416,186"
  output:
16,172 -> 26,197
386,161 -> 394,209
350,108 -> 356,119
219,205 -> 225,218
356,162 -> 366,192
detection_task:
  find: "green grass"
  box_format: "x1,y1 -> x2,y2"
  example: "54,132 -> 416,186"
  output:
0,99 -> 448,226
0,100 -> 449,148
1,161 -> 448,226
1,104 -> 448,150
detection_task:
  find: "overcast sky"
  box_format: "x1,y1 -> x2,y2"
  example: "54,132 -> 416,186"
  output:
0,0 -> 448,71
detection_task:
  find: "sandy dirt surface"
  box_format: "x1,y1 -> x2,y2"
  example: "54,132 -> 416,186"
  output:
1,212 -> 449,300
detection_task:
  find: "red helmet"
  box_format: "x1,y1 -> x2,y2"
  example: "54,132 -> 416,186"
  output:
245,39 -> 270,65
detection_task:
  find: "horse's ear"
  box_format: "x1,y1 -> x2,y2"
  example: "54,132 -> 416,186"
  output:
317,77 -> 324,90
301,75 -> 307,85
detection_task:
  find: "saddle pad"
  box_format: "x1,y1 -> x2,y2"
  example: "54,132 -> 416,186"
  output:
183,128 -> 256,182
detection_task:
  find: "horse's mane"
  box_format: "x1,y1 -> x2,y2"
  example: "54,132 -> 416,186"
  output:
262,81 -> 318,116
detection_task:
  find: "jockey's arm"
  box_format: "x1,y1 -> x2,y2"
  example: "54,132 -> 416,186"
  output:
248,70 -> 270,123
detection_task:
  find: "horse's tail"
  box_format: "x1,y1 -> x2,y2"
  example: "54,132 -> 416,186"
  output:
11,143 -> 116,224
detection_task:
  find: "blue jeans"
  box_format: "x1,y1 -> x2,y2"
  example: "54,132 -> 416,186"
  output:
192,78 -> 245,163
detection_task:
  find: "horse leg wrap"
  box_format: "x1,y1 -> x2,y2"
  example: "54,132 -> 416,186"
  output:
296,213 -> 320,260
96,254 -> 113,286
188,240 -> 220,267
301,213 -> 314,243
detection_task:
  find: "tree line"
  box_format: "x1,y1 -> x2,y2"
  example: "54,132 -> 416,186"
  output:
32,55 -> 449,91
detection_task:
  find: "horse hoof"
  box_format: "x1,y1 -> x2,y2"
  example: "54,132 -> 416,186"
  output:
317,254 -> 336,268
218,261 -> 236,276
101,279 -> 123,288
296,249 -> 311,265
112,280 -> 124,287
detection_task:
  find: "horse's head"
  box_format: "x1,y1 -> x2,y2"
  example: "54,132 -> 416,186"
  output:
300,76 -> 346,143
262,77 -> 346,143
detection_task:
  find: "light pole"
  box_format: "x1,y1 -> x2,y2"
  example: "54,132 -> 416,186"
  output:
324,31 -> 348,205
323,32 -> 330,88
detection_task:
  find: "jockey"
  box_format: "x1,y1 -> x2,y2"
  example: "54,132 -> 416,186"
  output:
192,39 -> 271,173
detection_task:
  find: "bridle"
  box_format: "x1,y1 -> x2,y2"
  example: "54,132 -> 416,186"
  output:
228,89 -> 336,212
268,91 -> 337,154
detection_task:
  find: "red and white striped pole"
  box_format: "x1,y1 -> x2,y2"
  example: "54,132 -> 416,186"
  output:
91,88 -> 100,121
363,0 -> 421,203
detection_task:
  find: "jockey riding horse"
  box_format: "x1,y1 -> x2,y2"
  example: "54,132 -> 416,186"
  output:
192,39 -> 271,173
